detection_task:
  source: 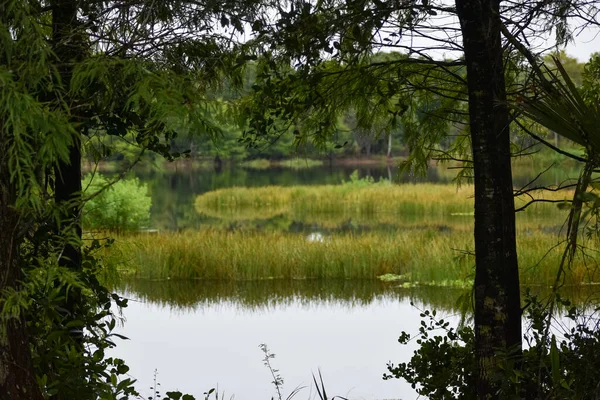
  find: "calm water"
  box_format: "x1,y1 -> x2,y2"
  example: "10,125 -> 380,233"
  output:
111,162 -> 586,399
112,280 -> 596,400
113,281 -> 469,400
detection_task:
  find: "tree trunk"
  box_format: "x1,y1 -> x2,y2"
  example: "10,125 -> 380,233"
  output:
52,0 -> 82,272
455,1 -> 522,398
51,2 -> 85,356
0,147 -> 44,400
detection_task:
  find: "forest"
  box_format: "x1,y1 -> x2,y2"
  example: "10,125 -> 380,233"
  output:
2,1 -> 600,400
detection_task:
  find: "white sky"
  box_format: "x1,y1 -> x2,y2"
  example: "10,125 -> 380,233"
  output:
561,27 -> 600,61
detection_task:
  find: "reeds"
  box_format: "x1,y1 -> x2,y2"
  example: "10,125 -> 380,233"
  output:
105,182 -> 596,287
277,158 -> 323,168
239,158 -> 324,169
195,183 -> 572,221
105,227 -> 600,286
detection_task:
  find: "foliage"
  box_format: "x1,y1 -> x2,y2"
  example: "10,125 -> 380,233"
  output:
82,174 -> 152,232
385,294 -> 600,399
1,236 -> 138,399
0,0 -> 265,398
384,308 -> 476,399
582,53 -> 600,106
513,56 -> 600,154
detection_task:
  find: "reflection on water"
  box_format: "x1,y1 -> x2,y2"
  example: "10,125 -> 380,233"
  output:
114,280 -> 469,400
117,279 -> 471,313
112,280 -> 597,400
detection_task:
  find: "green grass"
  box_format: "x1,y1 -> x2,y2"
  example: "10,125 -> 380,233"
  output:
195,183 -> 571,223
105,227 -> 600,286
196,183 -> 475,216
239,158 -> 272,169
239,158 -> 324,169
106,181 -> 596,287
277,158 -> 324,168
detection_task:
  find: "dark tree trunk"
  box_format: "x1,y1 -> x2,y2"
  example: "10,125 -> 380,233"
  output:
455,0 -> 522,398
51,1 -> 85,354
0,148 -> 44,400
52,0 -> 82,272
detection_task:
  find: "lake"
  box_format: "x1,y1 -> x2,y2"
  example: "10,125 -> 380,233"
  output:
113,280 -> 468,400
108,162 -> 586,399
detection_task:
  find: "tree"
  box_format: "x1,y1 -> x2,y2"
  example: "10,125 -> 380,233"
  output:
0,138 -> 44,400
454,1 -> 521,396
242,1 -> 599,398
0,0 -> 264,397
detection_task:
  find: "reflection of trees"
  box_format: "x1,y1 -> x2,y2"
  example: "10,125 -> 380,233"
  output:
117,279 -> 600,319
116,279 -> 471,314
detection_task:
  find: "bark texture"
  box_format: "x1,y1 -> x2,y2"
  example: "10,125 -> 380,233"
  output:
0,146 -> 44,400
455,0 -> 522,398
52,0 -> 83,272
51,2 -> 86,359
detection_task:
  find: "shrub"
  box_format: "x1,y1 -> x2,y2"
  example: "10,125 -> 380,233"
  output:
82,173 -> 152,232
385,293 -> 600,399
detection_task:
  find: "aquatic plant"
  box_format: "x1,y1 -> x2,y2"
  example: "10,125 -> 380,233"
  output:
195,183 -> 571,223
104,228 -> 599,286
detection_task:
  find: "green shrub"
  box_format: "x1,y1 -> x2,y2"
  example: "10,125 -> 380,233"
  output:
385,293 -> 600,399
82,173 -> 152,232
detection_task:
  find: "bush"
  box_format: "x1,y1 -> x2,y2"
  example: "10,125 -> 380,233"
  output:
83,173 -> 152,232
385,293 -> 600,399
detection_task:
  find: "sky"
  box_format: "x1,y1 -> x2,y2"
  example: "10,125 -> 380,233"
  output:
559,26 -> 600,61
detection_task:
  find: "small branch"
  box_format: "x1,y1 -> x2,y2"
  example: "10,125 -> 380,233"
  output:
513,163 -> 556,196
513,117 -> 588,163
515,199 -> 571,213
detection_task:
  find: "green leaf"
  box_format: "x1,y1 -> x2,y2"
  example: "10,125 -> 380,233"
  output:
65,319 -> 85,328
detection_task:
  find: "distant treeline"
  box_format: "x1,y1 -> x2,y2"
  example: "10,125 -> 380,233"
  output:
83,50 -> 586,164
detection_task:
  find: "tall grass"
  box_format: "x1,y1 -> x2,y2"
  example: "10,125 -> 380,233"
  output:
195,183 -> 571,227
106,228 -> 600,286
196,183 -> 571,213
239,158 -> 324,169
196,183 -> 475,216
277,158 -> 323,168
107,181 -> 594,287
240,158 -> 272,169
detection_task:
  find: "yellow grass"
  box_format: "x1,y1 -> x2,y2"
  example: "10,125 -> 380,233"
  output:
105,227 -> 600,286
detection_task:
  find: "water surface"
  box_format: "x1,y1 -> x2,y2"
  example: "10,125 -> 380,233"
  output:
113,280 -> 469,400
109,161 -> 589,398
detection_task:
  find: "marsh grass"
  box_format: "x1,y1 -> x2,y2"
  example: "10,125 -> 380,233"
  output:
239,158 -> 324,169
240,158 -> 272,169
277,158 -> 323,168
106,227 -> 600,286
195,183 -> 572,221
108,182 -> 596,287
